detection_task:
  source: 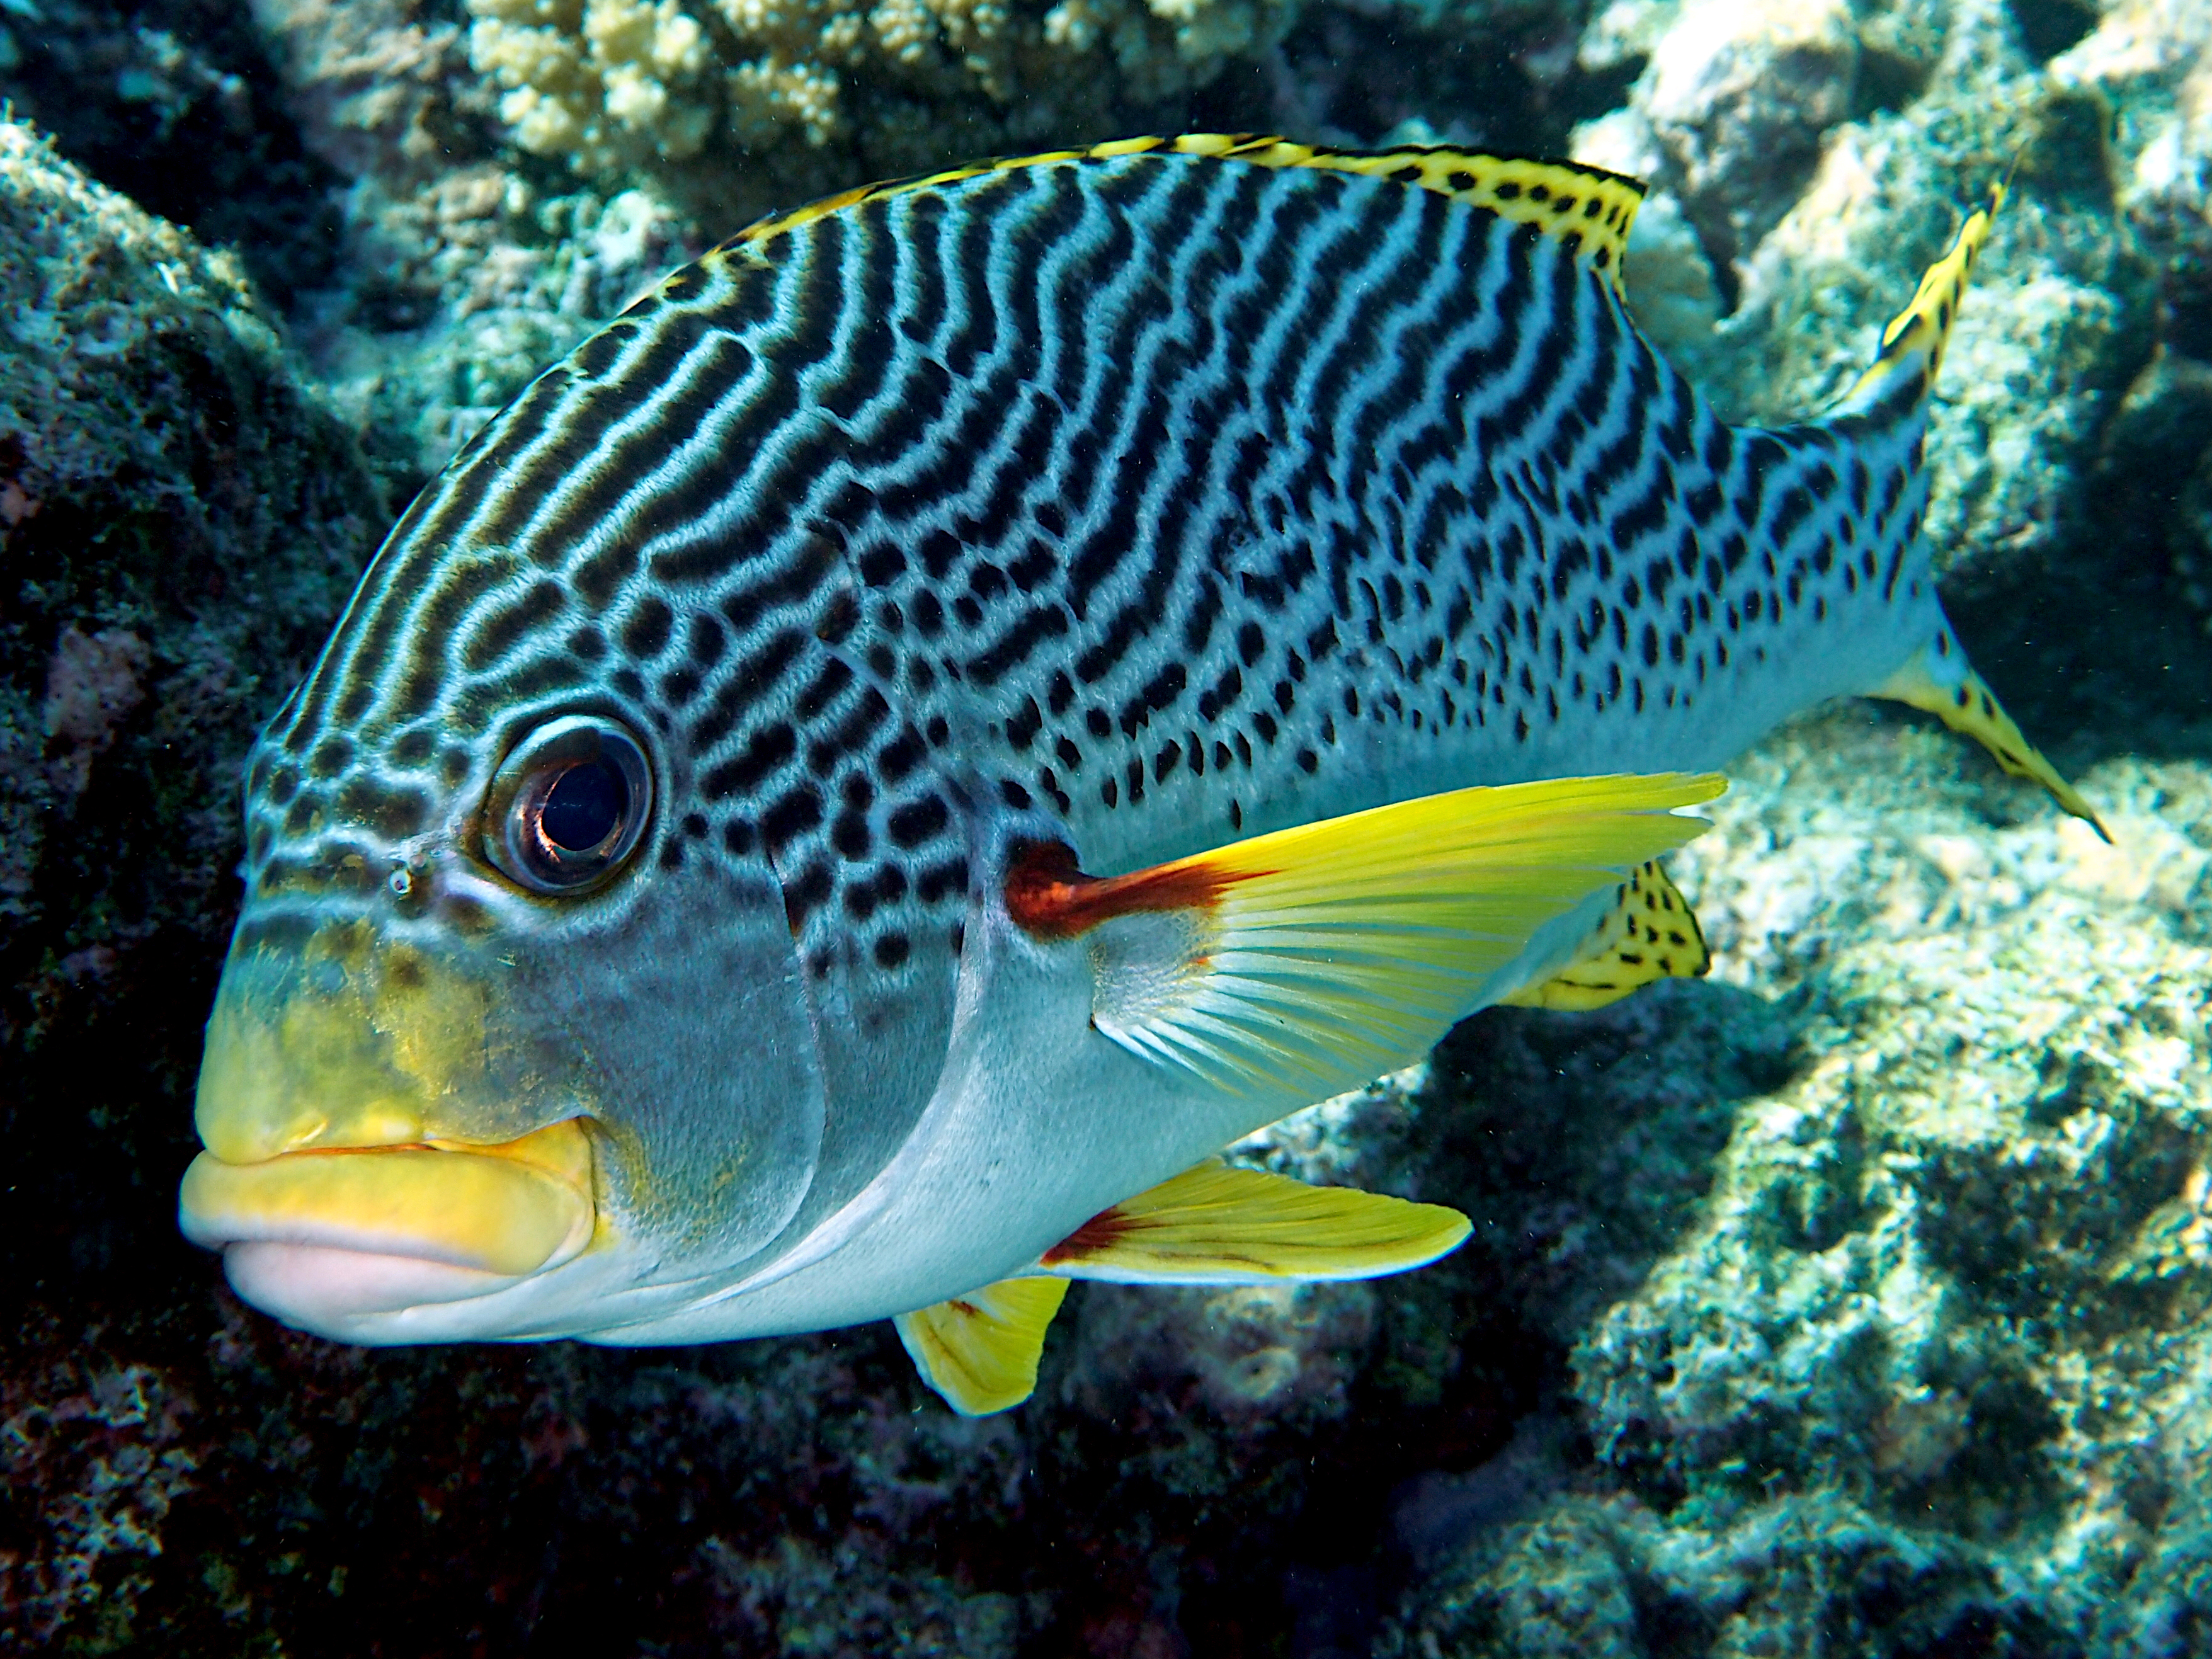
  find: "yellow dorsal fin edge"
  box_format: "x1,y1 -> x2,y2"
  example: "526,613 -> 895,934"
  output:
707,134 -> 1645,297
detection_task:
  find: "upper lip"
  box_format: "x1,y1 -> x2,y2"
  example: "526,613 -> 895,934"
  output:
178,1117 -> 597,1278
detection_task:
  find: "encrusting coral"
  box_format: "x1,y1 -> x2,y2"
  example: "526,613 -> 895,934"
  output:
461,0 -> 1292,178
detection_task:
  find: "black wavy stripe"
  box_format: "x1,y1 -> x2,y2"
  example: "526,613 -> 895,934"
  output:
265,146 -> 1932,966
1320,191 -> 1456,508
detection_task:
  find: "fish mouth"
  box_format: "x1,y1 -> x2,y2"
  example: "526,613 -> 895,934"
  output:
184,915 -> 607,1328
181,1117 -> 596,1272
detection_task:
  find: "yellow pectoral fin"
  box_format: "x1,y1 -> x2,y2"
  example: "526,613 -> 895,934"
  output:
1037,1160 -> 1471,1286
1011,770 -> 1725,1100
1872,650 -> 2107,841
894,1277 -> 1071,1417
1502,859 -> 1711,1011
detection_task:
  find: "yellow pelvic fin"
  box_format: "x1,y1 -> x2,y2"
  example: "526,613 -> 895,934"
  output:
1872,648 -> 2107,840
1035,772 -> 1723,1099
1500,860 -> 1710,1012
1037,1158 -> 1471,1286
894,1277 -> 1070,1417
717,135 -> 1643,298
1838,177 -> 2005,413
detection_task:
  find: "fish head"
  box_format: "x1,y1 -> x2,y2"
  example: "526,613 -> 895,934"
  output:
181,656 -> 842,1344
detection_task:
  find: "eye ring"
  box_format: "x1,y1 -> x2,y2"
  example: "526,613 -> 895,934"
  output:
482,715 -> 654,895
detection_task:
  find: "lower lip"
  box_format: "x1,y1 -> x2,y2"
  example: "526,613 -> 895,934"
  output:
222,1241 -> 523,1324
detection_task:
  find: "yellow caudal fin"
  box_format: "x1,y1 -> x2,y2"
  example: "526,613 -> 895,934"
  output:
1007,772 -> 1725,1100
1037,1158 -> 1471,1286
894,1277 -> 1070,1417
1501,860 -> 1711,1012
1835,176 -> 2005,416
1873,647 -> 2107,840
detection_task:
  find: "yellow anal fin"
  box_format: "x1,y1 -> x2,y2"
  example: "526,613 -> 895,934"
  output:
1008,772 -> 1725,1100
1501,860 -> 1709,1012
1873,648 -> 2108,841
894,1277 -> 1069,1417
1037,1159 -> 1471,1286
1838,178 -> 2004,413
717,135 -> 1644,297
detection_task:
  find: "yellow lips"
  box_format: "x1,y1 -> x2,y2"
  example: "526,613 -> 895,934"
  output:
180,1117 -> 596,1278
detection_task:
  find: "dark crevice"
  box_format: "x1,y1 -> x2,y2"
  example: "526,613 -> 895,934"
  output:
1263,8 -> 1640,160
2005,0 -> 2100,63
0,0 -> 346,307
1851,47 -> 1934,122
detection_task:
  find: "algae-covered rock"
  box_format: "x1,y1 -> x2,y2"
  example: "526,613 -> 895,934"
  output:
1381,717 -> 2212,1656
0,117 -> 384,1648
0,118 -> 383,1287
0,0 -> 348,305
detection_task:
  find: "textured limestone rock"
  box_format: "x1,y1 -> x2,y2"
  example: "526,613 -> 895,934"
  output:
1580,0 -> 2162,610
0,117 -> 383,1648
1381,715 -> 2212,1656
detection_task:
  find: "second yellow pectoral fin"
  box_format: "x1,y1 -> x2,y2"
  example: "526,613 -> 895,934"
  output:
1501,860 -> 1711,1012
1010,771 -> 1725,1100
1037,1159 -> 1471,1286
1872,649 -> 2107,841
894,1277 -> 1070,1417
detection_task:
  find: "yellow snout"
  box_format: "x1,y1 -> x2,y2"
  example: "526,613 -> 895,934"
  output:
195,918 -> 525,1164
186,917 -> 604,1297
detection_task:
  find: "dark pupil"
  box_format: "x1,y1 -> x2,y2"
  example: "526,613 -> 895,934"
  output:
540,760 -> 625,853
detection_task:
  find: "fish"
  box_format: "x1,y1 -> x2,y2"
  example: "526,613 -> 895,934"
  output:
178,134 -> 2099,1415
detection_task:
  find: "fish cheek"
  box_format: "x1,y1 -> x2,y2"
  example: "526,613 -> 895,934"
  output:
502,854 -> 830,1275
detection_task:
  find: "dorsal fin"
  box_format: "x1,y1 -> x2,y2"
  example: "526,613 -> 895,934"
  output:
711,134 -> 1646,297
1834,176 -> 2006,417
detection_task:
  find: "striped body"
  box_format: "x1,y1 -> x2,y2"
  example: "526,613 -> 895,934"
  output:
256,145 -> 1939,1012
197,138 -> 1998,1348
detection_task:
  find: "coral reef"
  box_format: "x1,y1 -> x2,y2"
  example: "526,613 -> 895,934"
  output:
453,0 -> 1291,179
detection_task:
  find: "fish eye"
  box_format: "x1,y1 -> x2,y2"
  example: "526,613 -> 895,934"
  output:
483,715 -> 654,894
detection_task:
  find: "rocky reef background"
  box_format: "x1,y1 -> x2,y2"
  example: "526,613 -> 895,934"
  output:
2,0 -> 2209,1651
